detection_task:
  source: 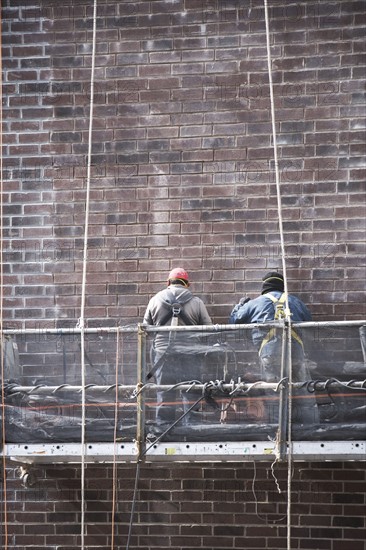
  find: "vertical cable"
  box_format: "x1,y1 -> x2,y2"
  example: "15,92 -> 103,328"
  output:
77,1 -> 98,548
286,319 -> 293,550
0,3 -> 8,548
263,0 -> 290,305
126,461 -> 141,550
111,328 -> 120,550
263,2 -> 293,549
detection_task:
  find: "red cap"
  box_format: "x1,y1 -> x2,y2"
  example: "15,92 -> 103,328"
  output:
167,267 -> 189,285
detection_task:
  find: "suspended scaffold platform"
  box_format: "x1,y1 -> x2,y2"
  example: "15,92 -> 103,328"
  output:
1,321 -> 365,464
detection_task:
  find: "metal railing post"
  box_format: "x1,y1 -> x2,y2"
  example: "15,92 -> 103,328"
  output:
136,324 -> 146,461
277,324 -> 289,461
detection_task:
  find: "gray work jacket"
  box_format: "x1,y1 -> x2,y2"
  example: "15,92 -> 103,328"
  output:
143,284 -> 212,350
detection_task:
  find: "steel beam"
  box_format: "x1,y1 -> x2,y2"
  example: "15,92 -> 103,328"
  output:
4,440 -> 366,464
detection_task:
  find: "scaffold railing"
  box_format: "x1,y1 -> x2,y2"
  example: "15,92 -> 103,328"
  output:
1,320 -> 366,464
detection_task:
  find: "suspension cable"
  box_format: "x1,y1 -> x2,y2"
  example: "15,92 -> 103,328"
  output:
111,328 -> 120,550
286,318 -> 293,550
77,0 -> 98,548
263,0 -> 290,305
263,1 -> 293,549
0,2 -> 9,548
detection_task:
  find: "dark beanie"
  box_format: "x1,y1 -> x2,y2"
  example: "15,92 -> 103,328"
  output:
261,272 -> 284,294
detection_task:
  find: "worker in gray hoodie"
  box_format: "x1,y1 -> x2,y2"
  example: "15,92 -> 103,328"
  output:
143,267 -> 212,428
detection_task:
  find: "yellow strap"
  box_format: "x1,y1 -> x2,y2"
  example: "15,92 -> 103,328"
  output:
259,327 -> 303,354
259,327 -> 276,353
278,293 -> 287,305
259,293 -> 303,353
290,328 -> 303,348
266,293 -> 289,319
266,292 -> 281,304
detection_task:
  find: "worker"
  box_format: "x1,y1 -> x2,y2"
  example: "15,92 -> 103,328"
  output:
143,267 -> 212,429
229,271 -> 317,423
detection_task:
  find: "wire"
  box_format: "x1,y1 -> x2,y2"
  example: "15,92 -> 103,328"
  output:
126,461 -> 141,550
271,458 -> 282,495
126,395 -> 208,543
144,394 -> 207,452
78,1 -> 98,548
125,392 -> 207,548
252,462 -> 287,524
299,378 -> 366,393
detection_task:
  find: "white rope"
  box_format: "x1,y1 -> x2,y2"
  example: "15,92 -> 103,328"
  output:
286,321 -> 293,550
263,0 -> 290,310
111,328 -> 120,550
79,1 -> 98,548
0,3 -> 9,547
263,2 -> 293,549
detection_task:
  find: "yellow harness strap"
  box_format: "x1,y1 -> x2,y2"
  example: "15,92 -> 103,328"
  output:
266,292 -> 287,319
259,293 -> 304,354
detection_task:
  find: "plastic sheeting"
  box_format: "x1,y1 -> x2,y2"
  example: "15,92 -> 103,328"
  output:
1,324 -> 366,444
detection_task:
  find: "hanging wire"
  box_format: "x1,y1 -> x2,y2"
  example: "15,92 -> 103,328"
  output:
263,1 -> 293,548
0,2 -> 9,548
77,0 -> 98,548
126,461 -> 141,550
126,390 -> 209,549
252,462 -> 287,524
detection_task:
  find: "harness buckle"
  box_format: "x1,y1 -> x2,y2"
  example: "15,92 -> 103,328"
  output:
172,303 -> 182,317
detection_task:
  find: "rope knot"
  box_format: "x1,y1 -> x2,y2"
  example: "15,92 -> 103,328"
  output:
76,318 -> 85,330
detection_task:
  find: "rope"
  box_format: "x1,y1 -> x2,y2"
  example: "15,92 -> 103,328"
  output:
263,0 -> 290,308
0,2 -> 9,547
111,328 -> 120,550
286,328 -> 293,550
263,1 -> 293,548
78,1 -> 98,548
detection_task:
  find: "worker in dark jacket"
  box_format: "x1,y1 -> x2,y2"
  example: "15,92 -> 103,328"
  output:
229,272 -> 311,360
229,272 -> 317,423
143,267 -> 212,428
229,272 -> 312,324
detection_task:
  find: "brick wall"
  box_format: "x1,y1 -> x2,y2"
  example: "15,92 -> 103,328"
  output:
2,0 -> 366,327
1,1 -> 366,549
2,461 -> 366,550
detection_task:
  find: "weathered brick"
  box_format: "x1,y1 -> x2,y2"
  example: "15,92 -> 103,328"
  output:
2,3 -> 366,546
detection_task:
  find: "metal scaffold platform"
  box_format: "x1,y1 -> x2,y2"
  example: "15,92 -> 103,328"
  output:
1,321 -> 366,464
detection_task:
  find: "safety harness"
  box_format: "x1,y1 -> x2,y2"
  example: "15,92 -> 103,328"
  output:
146,288 -> 193,380
157,288 -> 194,326
259,293 -> 304,354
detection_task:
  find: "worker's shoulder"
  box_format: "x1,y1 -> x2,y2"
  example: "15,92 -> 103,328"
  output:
251,294 -> 270,306
188,293 -> 205,305
146,289 -> 166,307
288,293 -> 307,306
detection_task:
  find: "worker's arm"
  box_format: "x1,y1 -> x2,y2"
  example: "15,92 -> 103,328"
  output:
228,297 -> 251,324
199,302 -> 212,325
142,298 -> 154,325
